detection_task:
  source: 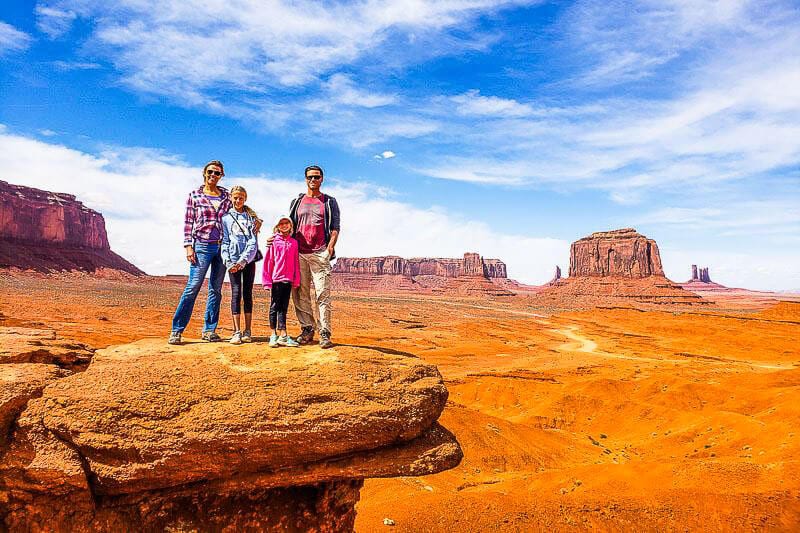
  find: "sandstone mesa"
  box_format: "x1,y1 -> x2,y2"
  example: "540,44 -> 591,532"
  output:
332,252 -> 516,296
538,228 -> 705,307
0,180 -> 143,275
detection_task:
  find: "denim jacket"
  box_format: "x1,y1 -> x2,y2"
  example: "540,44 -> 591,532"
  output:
221,209 -> 258,268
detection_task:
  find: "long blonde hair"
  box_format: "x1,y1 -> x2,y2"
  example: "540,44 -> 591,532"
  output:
230,185 -> 260,221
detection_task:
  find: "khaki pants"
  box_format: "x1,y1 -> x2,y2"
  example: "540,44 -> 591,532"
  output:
293,248 -> 332,334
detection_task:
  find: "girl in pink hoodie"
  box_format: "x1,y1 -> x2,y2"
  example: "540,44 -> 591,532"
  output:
262,216 -> 301,347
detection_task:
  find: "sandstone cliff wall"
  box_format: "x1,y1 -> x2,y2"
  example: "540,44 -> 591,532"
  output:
569,228 -> 664,278
0,180 -> 143,275
542,229 -> 705,306
334,253 -> 507,279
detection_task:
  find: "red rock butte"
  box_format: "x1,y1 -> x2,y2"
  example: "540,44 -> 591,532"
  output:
569,228 -> 664,278
332,252 -> 516,296
0,180 -> 143,275
542,228 -> 704,306
334,253 -> 507,279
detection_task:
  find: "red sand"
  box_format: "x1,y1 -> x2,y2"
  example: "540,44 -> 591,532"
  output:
1,271 -> 798,531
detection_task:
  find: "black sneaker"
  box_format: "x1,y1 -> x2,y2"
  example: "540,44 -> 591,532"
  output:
168,331 -> 182,345
296,326 -> 315,345
201,331 -> 222,342
319,330 -> 333,349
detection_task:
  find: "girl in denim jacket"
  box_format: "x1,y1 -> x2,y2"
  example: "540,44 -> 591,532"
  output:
221,185 -> 262,344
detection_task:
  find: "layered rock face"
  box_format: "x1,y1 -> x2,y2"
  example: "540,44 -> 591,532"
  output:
332,253 -> 513,296
334,253 -> 507,279
0,180 -> 143,275
542,229 -> 704,306
569,228 -> 664,278
0,335 -> 461,531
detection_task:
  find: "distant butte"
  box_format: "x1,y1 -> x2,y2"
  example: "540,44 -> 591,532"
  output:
687,264 -> 718,285
0,180 -> 143,276
540,228 -> 705,306
569,228 -> 663,278
679,264 -> 733,294
332,253 -> 516,296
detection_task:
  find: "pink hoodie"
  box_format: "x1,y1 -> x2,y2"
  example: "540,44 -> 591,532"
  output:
262,233 -> 301,288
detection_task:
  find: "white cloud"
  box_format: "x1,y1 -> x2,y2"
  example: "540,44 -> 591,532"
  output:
411,7 -> 800,205
51,60 -> 102,70
323,74 -> 396,108
0,129 -> 566,284
0,21 -> 32,55
374,150 -> 396,160
451,90 -> 534,118
35,6 -> 77,38
636,201 -> 800,236
35,0 -> 532,92
560,0 -> 753,86
39,129 -> 58,137
416,159 -> 529,186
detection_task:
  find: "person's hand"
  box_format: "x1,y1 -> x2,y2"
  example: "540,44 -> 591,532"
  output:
265,234 -> 275,246
185,245 -> 197,264
326,244 -> 335,258
229,263 -> 241,273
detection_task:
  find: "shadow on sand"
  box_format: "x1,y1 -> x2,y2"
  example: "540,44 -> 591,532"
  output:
336,344 -> 419,358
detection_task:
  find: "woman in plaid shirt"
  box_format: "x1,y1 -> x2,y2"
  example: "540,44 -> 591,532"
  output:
168,160 -> 232,345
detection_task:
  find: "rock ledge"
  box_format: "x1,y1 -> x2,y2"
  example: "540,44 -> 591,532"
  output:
1,339 -> 461,531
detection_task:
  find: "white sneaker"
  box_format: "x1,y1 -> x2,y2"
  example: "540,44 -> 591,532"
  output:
241,330 -> 252,343
229,331 -> 243,345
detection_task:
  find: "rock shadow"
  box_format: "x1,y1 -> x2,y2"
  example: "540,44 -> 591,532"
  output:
336,344 -> 419,358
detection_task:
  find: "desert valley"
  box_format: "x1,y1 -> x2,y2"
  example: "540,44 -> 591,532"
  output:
1,181 -> 799,531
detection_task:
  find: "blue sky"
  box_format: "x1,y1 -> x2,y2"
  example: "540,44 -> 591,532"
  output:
1,0 -> 799,290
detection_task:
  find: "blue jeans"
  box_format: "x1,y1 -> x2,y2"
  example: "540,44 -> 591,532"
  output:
171,242 -> 225,333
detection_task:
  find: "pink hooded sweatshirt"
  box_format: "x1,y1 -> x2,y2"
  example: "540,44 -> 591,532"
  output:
262,233 -> 301,288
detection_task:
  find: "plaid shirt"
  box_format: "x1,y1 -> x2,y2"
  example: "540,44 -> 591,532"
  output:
183,185 -> 232,245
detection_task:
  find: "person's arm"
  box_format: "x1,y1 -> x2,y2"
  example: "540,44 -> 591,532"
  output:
183,193 -> 197,264
241,232 -> 258,265
326,230 -> 339,258
292,240 -> 301,288
326,197 -> 340,257
221,218 -> 233,269
262,243 -> 274,288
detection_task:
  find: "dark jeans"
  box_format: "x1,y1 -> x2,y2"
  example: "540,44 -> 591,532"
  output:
269,282 -> 292,331
229,261 -> 255,315
171,242 -> 225,333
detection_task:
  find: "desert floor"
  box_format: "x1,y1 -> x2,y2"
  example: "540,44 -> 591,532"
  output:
1,272 -> 799,531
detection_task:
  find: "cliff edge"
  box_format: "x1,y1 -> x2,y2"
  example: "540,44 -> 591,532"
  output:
0,330 -> 461,531
0,180 -> 144,275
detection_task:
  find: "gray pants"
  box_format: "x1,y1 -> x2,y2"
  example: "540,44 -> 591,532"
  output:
292,249 -> 332,334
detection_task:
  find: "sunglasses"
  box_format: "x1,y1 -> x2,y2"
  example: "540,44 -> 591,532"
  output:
206,170 -> 222,177
306,175 -> 322,181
